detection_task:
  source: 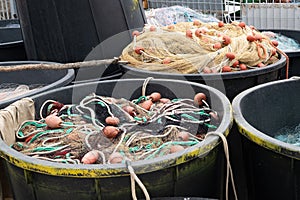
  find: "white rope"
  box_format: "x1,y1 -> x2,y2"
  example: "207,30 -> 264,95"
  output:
290,76 -> 300,80
205,132 -> 238,200
112,129 -> 126,154
126,160 -> 150,200
142,77 -> 154,97
39,99 -> 58,119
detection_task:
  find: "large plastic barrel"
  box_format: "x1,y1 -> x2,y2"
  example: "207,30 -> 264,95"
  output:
119,53 -> 286,101
14,0 -> 146,82
14,0 -> 146,63
0,61 -> 75,108
232,78 -> 300,200
0,79 -> 232,200
0,20 -> 27,61
0,61 -> 75,199
260,29 -> 300,78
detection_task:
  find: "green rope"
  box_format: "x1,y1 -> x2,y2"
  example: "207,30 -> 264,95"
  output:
94,101 -> 106,107
66,153 -> 71,159
17,121 -> 47,137
67,106 -> 73,116
54,155 -> 62,159
145,140 -> 199,160
47,104 -> 54,115
193,111 -> 210,116
157,118 -> 162,124
124,134 -> 130,142
15,142 -> 25,148
171,98 -> 181,102
145,142 -> 154,150
119,150 -> 126,157
65,128 -> 74,135
31,146 -> 61,152
204,123 -> 217,129
181,113 -> 200,121
134,116 -> 148,123
28,129 -> 64,144
132,96 -> 148,104
129,146 -> 141,153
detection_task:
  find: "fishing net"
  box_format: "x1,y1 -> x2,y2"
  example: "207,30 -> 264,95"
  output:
0,83 -> 44,101
262,31 -> 300,51
120,21 -> 281,74
274,123 -> 300,146
10,90 -> 219,165
145,5 -> 219,27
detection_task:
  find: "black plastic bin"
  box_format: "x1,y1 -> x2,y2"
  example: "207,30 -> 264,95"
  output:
0,61 -> 75,108
0,61 -> 75,199
15,0 -> 146,63
15,0 -> 146,82
119,53 -> 286,101
232,78 -> 300,200
0,79 -> 232,200
261,29 -> 300,78
0,19 -> 27,61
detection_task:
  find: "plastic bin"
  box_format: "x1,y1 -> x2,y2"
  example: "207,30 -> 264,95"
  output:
0,158 -> 12,200
0,61 -> 75,108
14,0 -> 146,63
261,29 -> 300,78
232,78 -> 300,200
0,19 -> 27,61
0,61 -> 75,199
0,79 -> 233,200
0,20 -> 20,27
119,53 -> 286,101
14,0 -> 146,82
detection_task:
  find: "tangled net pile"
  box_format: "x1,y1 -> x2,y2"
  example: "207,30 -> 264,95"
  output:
11,91 -> 219,164
0,83 -> 44,101
120,21 -> 281,74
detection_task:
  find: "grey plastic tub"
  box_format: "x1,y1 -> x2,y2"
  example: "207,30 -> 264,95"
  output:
0,61 -> 75,108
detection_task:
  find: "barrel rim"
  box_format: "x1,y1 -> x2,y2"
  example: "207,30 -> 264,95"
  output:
0,61 -> 75,108
0,40 -> 23,47
119,52 -> 287,81
0,78 -> 233,177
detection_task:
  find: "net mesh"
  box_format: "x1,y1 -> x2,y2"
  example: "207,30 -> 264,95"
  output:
120,21 -> 280,74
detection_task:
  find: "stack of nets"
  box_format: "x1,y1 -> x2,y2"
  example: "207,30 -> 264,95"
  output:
11,91 -> 219,165
120,21 -> 280,74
